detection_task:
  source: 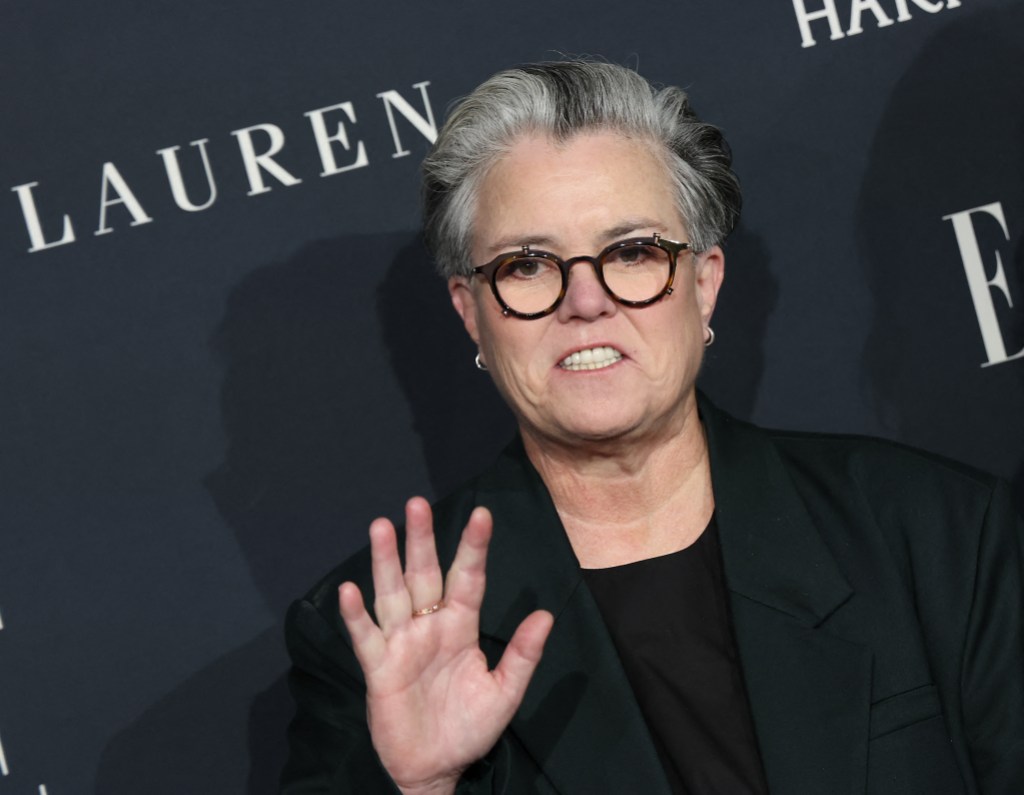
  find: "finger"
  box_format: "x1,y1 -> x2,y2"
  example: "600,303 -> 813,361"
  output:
443,506 -> 493,613
338,582 -> 387,671
369,517 -> 413,630
403,497 -> 444,612
492,609 -> 554,713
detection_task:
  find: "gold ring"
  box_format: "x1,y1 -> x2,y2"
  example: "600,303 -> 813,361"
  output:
411,600 -> 444,617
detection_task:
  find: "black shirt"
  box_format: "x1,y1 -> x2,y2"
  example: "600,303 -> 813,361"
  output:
581,517 -> 769,795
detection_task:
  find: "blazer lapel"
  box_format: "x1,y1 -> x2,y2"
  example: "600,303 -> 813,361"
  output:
472,442 -> 672,795
701,396 -> 872,794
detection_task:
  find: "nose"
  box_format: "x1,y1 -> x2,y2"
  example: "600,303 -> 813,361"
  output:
555,258 -> 617,322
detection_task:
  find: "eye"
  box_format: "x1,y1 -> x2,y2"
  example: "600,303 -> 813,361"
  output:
606,244 -> 656,266
497,257 -> 558,281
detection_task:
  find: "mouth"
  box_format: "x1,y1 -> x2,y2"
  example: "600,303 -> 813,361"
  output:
558,346 -> 624,372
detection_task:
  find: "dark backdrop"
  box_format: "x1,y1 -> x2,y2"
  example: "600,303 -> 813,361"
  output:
1,1 -> 1021,791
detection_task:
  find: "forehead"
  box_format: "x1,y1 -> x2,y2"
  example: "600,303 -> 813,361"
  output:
472,131 -> 680,256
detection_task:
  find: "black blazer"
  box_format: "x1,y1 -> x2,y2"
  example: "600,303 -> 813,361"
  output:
282,396 -> 1024,794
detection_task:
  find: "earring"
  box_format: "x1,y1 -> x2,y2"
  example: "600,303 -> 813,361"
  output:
475,353 -> 489,371
704,326 -> 716,347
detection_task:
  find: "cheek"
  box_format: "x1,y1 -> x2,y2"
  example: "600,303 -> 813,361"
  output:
478,313 -> 526,371
479,319 -> 553,398
473,295 -> 516,358
645,304 -> 703,379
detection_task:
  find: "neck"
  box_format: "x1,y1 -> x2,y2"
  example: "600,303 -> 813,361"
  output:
521,394 -> 714,568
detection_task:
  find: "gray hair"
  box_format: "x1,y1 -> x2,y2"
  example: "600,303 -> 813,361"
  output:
422,60 -> 742,278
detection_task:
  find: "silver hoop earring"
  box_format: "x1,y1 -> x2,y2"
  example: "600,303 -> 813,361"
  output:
704,326 -> 715,348
475,353 -> 488,371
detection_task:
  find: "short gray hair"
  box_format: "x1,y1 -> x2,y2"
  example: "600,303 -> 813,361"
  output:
422,60 -> 742,278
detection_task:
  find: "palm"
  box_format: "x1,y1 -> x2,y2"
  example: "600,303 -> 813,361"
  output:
339,499 -> 553,795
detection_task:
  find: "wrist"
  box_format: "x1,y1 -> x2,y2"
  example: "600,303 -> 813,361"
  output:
395,775 -> 460,795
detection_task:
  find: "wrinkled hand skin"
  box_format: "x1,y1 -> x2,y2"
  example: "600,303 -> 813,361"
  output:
338,497 -> 555,795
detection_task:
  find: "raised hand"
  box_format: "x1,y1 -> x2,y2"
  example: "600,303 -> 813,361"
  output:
338,497 -> 554,795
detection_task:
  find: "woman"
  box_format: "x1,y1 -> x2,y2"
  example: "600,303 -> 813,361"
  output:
282,62 -> 1023,794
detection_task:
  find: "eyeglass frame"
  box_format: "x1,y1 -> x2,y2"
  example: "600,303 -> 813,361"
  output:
468,233 -> 692,320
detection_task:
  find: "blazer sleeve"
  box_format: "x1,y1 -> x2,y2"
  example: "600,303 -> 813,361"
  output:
280,598 -> 505,794
961,480 -> 1024,792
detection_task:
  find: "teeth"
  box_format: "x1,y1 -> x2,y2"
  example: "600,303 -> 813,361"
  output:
559,346 -> 623,371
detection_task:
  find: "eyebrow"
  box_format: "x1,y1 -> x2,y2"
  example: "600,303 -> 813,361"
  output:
484,218 -> 666,256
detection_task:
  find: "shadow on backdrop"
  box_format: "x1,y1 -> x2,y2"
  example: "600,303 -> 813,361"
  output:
377,235 -> 516,498
697,224 -> 779,421
858,5 -> 1024,514
97,233 -> 466,793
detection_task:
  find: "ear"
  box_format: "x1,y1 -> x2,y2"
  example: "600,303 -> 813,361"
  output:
448,276 -> 481,345
693,245 -> 725,326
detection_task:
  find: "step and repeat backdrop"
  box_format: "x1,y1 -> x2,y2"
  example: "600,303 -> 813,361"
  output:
1,0 -> 1021,792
